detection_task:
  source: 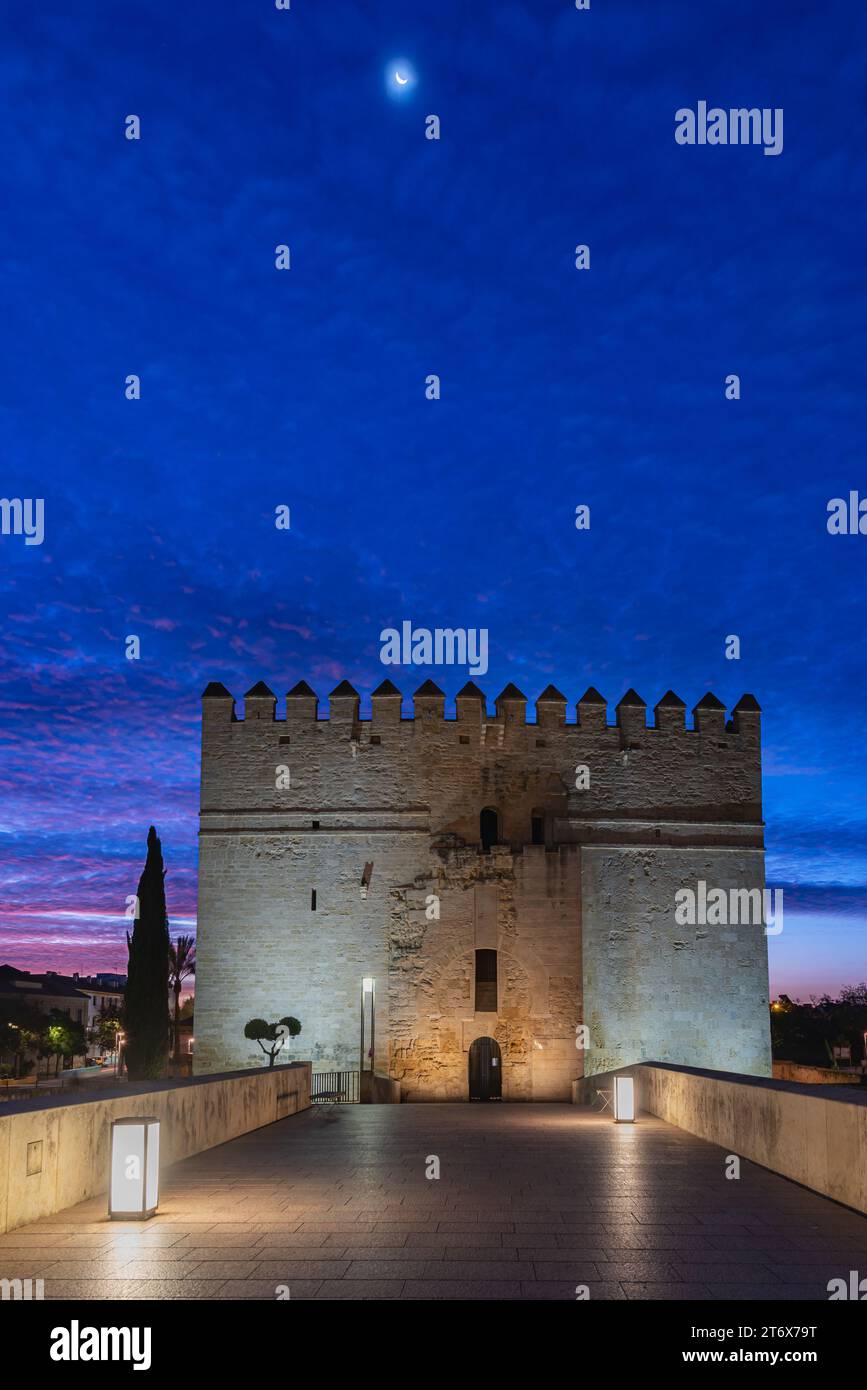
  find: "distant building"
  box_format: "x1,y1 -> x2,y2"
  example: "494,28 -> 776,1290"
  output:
0,965 -> 89,1028
0,965 -> 90,1071
0,966 -> 126,1065
177,1011 -> 194,1057
70,972 -> 125,1044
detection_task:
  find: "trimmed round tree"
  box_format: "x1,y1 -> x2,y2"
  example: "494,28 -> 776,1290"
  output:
244,1016 -> 302,1067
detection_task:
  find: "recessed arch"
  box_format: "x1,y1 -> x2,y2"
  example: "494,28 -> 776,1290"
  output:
479,807 -> 499,853
475,948 -> 498,1013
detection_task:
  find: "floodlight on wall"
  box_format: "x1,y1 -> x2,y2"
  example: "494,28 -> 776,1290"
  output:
360,863 -> 374,900
613,1075 -> 635,1123
109,1117 -> 160,1219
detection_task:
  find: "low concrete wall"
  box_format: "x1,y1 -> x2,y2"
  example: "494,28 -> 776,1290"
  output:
0,1062 -> 311,1234
360,1072 -> 402,1103
773,1060 -> 862,1086
577,1061 -> 867,1215
373,1075 -> 401,1103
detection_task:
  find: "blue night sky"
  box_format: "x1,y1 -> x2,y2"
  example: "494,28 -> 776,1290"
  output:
1,1 -> 865,996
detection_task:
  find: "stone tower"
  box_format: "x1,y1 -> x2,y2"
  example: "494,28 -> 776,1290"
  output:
193,679 -> 771,1098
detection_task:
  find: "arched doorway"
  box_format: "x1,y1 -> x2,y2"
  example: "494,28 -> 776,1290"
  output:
468,1036 -> 502,1101
479,807 -> 499,853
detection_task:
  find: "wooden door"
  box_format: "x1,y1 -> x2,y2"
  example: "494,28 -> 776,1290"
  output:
468,1036 -> 502,1101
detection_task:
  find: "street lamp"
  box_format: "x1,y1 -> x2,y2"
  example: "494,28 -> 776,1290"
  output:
360,978 -> 375,1075
6,1023 -> 19,1079
109,1117 -> 160,1219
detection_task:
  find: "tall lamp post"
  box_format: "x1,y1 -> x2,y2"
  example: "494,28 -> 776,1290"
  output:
7,1023 -> 19,1079
360,977 -> 375,1078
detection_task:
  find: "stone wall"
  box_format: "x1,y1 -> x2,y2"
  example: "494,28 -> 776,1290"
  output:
195,682 -> 770,1096
582,846 -> 771,1076
385,842 -> 582,1100
0,1063 -> 310,1234
579,1061 -> 867,1216
773,1060 -> 863,1086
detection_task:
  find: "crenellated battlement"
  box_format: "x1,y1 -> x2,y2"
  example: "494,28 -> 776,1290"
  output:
200,673 -> 763,845
202,678 -> 762,737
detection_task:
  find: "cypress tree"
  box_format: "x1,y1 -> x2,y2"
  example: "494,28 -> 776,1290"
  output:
124,825 -> 170,1080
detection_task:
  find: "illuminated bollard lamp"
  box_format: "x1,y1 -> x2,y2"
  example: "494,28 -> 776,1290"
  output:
613,1075 -> 636,1123
109,1116 -> 160,1219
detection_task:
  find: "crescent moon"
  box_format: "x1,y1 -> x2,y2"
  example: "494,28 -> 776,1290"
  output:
395,71 -> 408,85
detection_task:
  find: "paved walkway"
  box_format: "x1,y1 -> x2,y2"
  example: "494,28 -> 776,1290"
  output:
2,1104 -> 866,1300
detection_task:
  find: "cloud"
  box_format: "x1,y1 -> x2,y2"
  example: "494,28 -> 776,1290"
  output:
1,0 -> 865,991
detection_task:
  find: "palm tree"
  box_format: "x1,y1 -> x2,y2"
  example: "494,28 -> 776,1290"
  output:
168,934 -> 196,1062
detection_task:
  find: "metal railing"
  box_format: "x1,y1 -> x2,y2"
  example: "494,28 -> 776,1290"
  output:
311,1069 -> 359,1103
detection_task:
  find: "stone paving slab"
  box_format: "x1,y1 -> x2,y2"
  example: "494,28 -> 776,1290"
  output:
2,1102 -> 866,1301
